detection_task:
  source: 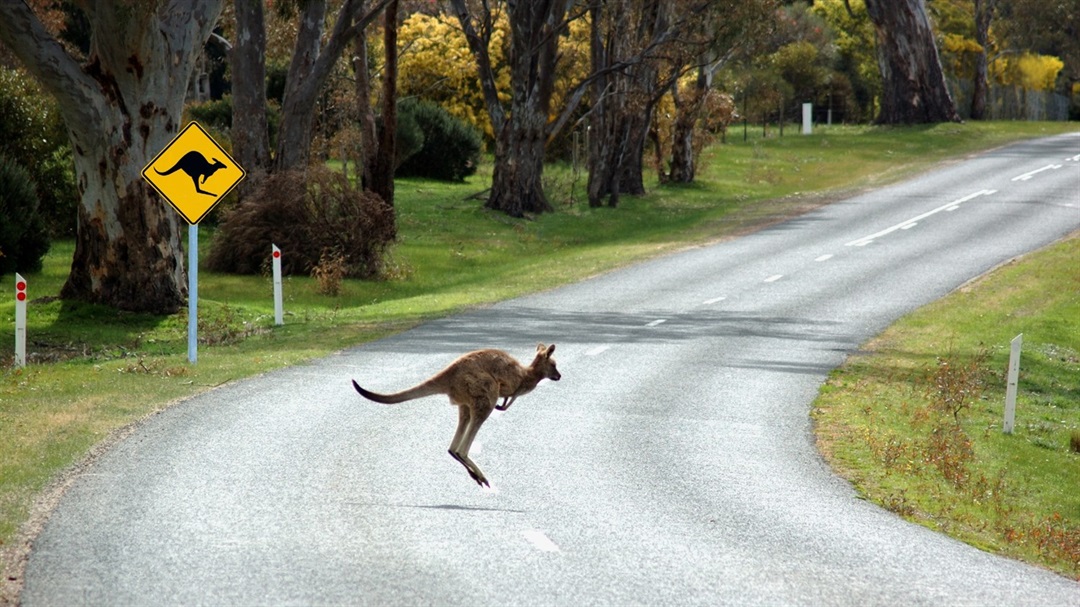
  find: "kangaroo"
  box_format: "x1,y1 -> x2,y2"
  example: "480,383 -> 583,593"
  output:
155,151 -> 227,196
352,343 -> 561,488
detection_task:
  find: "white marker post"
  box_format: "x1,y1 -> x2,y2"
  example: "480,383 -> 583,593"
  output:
14,273 -> 27,367
188,224 -> 198,364
802,103 -> 812,135
1003,333 -> 1023,434
272,244 -> 283,326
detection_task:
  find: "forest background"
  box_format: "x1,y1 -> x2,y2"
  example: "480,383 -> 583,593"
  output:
1,0 -> 1077,312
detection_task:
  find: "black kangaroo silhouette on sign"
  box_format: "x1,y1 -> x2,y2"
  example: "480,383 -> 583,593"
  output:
155,151 -> 227,196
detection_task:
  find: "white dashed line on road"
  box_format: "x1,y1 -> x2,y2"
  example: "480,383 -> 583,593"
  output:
846,189 -> 996,247
523,529 -> 560,553
1011,164 -> 1061,181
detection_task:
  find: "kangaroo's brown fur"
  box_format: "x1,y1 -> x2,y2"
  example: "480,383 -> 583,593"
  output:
352,343 -> 561,487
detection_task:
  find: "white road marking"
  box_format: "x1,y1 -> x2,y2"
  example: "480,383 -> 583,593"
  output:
815,254 -> 833,262
522,529 -> 560,553
1011,164 -> 1061,181
846,189 -> 996,247
585,345 -> 610,356
764,274 -> 783,283
703,296 -> 727,304
645,319 -> 666,327
1067,154 -> 1080,162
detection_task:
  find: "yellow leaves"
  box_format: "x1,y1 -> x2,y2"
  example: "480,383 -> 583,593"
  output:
942,33 -> 983,55
992,52 -> 1065,91
393,10 -> 592,141
396,12 -> 510,139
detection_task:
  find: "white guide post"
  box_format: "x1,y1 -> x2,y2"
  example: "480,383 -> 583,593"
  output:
802,103 -> 812,135
14,273 -> 27,367
272,244 -> 283,326
1003,333 -> 1022,434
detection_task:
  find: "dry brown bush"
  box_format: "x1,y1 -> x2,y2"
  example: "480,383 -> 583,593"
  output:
206,166 -> 395,278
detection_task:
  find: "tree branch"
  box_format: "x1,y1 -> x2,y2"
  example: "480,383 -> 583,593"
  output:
0,0 -> 101,129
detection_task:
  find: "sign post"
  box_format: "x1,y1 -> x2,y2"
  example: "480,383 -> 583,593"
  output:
272,244 -> 283,326
1003,333 -> 1023,434
802,103 -> 812,135
142,121 -> 245,364
188,225 -> 199,363
14,274 -> 27,367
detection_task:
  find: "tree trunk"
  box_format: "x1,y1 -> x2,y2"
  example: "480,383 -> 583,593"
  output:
970,0 -> 995,120
231,0 -> 271,196
273,0 -> 392,173
371,0 -> 398,209
863,0 -> 961,124
669,77 -> 703,183
354,29 -> 378,189
451,0 -> 568,217
490,103 -> 551,216
587,0 -> 663,207
274,0 -> 326,172
0,0 -> 223,313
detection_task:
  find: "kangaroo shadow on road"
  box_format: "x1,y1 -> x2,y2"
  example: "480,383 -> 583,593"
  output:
349,501 -> 527,514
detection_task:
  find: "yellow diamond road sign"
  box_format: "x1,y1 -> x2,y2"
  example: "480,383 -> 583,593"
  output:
143,121 -> 245,224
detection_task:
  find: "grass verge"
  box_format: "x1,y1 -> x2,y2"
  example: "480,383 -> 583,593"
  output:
813,233 -> 1080,580
1,121 -> 1078,596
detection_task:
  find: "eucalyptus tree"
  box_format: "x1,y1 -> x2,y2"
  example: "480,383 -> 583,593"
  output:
849,0 -> 961,123
0,0 -> 224,312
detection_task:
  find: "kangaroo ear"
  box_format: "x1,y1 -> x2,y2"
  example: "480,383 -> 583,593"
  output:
545,344 -> 556,357
536,342 -> 546,354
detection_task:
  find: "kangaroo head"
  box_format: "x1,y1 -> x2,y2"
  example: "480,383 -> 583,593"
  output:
210,158 -> 226,170
532,343 -> 561,381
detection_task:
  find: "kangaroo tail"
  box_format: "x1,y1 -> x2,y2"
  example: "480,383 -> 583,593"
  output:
154,164 -> 181,176
352,379 -> 442,404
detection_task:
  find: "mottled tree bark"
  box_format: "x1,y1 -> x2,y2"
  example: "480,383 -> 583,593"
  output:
862,0 -> 961,123
231,0 -> 271,195
0,0 -> 224,313
451,0 -> 569,216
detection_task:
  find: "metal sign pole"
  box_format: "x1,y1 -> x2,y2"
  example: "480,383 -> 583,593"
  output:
188,223 -> 198,364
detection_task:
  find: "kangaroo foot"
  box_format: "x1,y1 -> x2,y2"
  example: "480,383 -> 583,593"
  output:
448,449 -> 489,488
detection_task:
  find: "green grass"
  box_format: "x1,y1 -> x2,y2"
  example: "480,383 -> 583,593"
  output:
1,121 -> 1078,588
813,234 -> 1080,580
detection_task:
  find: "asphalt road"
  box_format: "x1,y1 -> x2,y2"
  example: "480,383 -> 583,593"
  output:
24,134 -> 1080,605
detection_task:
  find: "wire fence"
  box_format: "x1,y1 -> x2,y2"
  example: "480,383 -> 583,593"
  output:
949,79 -> 1072,121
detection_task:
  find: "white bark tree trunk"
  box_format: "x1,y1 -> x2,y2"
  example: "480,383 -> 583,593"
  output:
0,0 -> 223,313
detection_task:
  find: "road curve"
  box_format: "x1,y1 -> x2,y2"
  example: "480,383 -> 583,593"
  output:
23,134 -> 1080,605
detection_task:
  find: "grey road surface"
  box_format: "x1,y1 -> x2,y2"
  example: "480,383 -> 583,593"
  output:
24,134 -> 1080,605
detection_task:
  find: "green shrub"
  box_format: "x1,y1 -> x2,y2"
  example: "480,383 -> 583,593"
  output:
383,101 -> 426,170
395,98 -> 481,181
206,165 -> 395,279
186,96 -> 233,131
0,67 -> 78,238
0,155 -> 50,278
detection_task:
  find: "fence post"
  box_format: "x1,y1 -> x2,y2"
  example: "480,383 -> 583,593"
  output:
1003,333 -> 1022,434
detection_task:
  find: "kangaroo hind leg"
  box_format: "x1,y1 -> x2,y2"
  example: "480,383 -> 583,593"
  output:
449,404 -> 488,487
